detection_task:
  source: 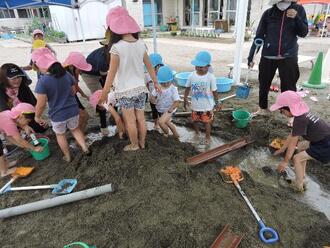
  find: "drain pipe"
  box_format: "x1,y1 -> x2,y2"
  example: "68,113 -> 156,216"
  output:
0,184 -> 114,219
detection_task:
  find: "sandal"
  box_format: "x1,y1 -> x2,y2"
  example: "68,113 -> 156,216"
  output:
123,144 -> 140,151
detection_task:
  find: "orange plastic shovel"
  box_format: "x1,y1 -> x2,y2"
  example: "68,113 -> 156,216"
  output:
0,167 -> 34,194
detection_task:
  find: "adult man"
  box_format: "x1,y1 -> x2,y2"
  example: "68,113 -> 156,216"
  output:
248,0 -> 308,117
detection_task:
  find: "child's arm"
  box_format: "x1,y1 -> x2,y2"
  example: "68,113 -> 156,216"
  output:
168,100 -> 180,113
277,134 -> 299,172
75,84 -> 89,99
100,53 -> 119,104
212,91 -> 222,111
183,87 -> 191,111
144,52 -> 160,92
7,135 -> 42,152
34,93 -> 47,126
45,44 -> 57,57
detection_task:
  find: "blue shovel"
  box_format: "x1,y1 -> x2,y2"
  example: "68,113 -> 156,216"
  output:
220,166 -> 279,244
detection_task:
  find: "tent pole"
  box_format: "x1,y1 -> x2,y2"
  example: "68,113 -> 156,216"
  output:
321,3 -> 329,38
151,0 -> 157,53
232,0 -> 248,85
77,8 -> 86,44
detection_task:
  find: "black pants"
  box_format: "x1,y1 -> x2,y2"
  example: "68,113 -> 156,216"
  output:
258,57 -> 300,109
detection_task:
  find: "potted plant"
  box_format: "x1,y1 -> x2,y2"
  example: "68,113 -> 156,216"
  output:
245,20 -> 255,41
167,16 -> 178,31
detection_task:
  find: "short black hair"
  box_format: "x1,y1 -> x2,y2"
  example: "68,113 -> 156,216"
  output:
22,112 -> 35,120
280,106 -> 290,112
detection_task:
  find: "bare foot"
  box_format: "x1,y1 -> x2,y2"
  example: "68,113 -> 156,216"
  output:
62,155 -> 72,163
124,144 -> 140,151
1,167 -> 17,178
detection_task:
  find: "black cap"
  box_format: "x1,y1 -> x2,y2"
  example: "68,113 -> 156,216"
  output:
6,65 -> 25,79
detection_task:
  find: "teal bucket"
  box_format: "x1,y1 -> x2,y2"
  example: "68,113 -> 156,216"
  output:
30,138 -> 50,161
232,110 -> 251,128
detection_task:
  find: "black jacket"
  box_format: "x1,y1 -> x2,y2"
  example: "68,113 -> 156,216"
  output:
248,3 -> 308,64
0,79 -> 36,112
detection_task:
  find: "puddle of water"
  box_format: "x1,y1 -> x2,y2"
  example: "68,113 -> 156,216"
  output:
86,122 -> 330,220
146,121 -> 225,152
232,147 -> 330,220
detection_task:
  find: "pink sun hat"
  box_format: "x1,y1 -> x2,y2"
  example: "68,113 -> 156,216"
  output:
270,91 -> 309,116
106,6 -> 140,34
63,52 -> 92,72
35,54 -> 58,70
10,103 -> 35,119
31,47 -> 54,63
32,29 -> 44,37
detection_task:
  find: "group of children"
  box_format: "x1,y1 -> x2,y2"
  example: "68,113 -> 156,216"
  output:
0,6 -> 329,193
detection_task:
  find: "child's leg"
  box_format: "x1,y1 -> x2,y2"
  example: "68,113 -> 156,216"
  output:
205,123 -> 211,142
292,151 -> 313,189
167,121 -> 179,138
150,103 -> 159,128
0,155 -> 15,177
135,108 -> 147,148
71,128 -> 89,153
78,109 -> 89,133
108,106 -> 125,139
56,133 -> 71,162
159,113 -> 171,136
122,108 -> 139,149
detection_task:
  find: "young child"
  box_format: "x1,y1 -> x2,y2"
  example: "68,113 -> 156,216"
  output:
99,6 -> 159,151
63,52 -> 92,133
183,51 -> 221,144
270,91 -> 330,192
89,90 -> 125,139
146,53 -> 164,130
0,103 -> 43,177
32,49 -> 91,162
150,66 -> 180,138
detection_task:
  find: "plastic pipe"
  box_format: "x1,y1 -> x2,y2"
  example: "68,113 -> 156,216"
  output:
0,184 -> 114,219
151,0 -> 157,53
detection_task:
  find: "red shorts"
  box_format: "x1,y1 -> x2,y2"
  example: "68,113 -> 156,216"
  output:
191,111 -> 214,123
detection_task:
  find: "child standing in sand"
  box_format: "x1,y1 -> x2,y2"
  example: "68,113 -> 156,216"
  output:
183,51 -> 221,144
63,52 -> 92,133
146,53 -> 164,130
150,66 -> 180,138
32,49 -> 91,162
270,91 -> 330,192
99,6 -> 159,151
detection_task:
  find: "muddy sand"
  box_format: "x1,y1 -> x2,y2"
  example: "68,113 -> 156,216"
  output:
1,79 -> 330,247
0,128 -> 330,247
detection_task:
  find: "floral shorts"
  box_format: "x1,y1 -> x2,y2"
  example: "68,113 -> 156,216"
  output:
51,115 -> 79,135
192,111 -> 214,123
118,93 -> 147,110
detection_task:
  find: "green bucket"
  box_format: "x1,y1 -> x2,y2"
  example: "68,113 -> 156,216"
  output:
232,110 -> 251,128
30,138 -> 50,161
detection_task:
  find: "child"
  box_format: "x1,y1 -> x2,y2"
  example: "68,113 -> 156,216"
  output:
183,51 -> 221,144
99,6 -> 159,151
270,91 -> 330,192
63,52 -> 92,133
32,49 -> 91,162
151,66 -> 180,138
0,103 -> 43,177
89,90 -> 125,139
146,53 -> 164,130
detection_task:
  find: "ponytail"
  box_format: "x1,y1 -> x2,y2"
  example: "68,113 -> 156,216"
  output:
48,62 -> 66,78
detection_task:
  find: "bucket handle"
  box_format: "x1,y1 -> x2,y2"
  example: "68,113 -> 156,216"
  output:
258,221 -> 279,244
63,242 -> 96,248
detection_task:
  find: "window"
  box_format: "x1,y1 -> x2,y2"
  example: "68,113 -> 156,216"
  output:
0,9 -> 15,19
208,0 -> 223,26
184,0 -> 200,26
143,0 -> 163,27
17,9 -> 29,18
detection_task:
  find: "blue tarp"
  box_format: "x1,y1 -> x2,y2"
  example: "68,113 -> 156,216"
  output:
0,0 -> 75,9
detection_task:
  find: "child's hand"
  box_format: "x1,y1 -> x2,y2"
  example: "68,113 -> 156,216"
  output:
34,117 -> 48,127
149,95 -> 157,104
22,125 -> 34,135
154,82 -> 161,93
215,103 -> 222,112
183,100 -> 190,111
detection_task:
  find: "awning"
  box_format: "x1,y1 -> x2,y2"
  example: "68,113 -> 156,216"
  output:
298,0 -> 330,4
0,0 -> 74,9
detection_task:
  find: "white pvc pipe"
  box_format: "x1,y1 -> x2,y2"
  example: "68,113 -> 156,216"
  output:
232,0 -> 249,85
321,3 -> 329,39
151,0 -> 157,53
0,184 -> 114,219
323,48 -> 330,84
77,8 -> 86,44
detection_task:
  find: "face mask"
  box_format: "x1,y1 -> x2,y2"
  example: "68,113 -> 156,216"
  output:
276,2 -> 291,11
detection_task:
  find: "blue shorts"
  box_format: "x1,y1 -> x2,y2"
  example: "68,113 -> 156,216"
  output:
118,93 -> 146,110
306,136 -> 330,163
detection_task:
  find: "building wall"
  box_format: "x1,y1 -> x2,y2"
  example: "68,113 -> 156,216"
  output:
162,0 -> 177,25
125,0 -> 144,28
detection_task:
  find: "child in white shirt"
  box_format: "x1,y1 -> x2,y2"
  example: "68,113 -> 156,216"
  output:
151,66 -> 180,138
184,51 -> 221,144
